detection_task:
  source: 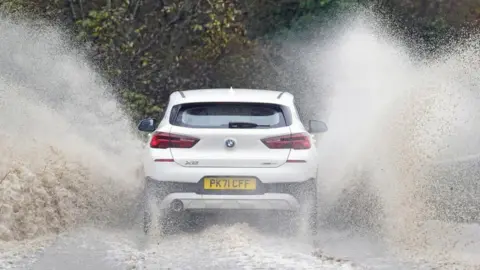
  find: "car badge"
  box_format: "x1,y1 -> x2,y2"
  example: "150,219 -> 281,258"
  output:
225,139 -> 236,148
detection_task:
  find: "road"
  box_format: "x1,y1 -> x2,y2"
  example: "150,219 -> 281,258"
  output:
2,219 -> 479,270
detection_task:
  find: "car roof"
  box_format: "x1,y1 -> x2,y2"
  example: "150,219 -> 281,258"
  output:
168,88 -> 294,106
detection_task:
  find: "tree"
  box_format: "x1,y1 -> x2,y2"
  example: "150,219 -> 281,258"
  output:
2,0 -> 479,120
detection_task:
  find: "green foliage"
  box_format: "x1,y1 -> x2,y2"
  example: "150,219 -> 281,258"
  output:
193,0 -> 247,60
121,90 -> 163,120
2,0 -> 479,121
70,0 -> 262,120
376,0 -> 480,53
0,0 -> 64,20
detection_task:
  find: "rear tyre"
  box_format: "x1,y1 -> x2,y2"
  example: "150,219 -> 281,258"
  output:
275,180 -> 318,236
143,179 -> 164,235
306,185 -> 318,236
143,209 -> 151,234
296,179 -> 318,236
143,188 -> 155,235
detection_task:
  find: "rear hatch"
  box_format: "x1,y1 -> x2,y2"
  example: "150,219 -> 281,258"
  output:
168,102 -> 292,168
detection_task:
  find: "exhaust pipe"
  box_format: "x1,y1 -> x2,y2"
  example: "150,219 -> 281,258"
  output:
170,199 -> 184,212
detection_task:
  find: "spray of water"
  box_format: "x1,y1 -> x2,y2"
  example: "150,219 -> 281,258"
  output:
0,15 -> 144,241
301,12 -> 480,264
1,7 -> 479,268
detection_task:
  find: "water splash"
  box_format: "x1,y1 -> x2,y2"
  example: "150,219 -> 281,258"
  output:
0,14 -> 144,241
304,12 -> 480,265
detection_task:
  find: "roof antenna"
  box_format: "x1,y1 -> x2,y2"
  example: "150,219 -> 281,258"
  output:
229,86 -> 235,94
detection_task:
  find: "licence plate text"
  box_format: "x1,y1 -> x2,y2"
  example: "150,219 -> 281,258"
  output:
203,178 -> 256,190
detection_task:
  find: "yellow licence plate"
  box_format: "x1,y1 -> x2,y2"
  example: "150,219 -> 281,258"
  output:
203,177 -> 257,190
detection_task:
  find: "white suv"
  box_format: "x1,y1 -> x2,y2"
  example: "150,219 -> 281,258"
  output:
137,88 -> 328,234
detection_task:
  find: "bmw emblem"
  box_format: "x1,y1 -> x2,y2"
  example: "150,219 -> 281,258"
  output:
225,139 -> 236,148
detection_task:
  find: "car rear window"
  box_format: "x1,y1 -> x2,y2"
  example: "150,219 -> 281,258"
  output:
171,102 -> 288,128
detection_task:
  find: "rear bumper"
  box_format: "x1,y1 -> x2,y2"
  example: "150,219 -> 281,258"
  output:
159,193 -> 300,212
146,177 -> 316,212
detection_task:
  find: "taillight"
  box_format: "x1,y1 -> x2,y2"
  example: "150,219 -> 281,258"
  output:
150,132 -> 199,149
261,133 -> 311,150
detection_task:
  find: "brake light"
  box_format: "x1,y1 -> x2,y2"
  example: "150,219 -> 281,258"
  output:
261,133 -> 311,150
150,132 -> 199,149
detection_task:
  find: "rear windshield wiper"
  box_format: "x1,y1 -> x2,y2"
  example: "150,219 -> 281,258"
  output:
228,122 -> 270,128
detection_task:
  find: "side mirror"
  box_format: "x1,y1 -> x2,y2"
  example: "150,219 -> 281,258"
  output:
138,118 -> 157,132
309,120 -> 328,133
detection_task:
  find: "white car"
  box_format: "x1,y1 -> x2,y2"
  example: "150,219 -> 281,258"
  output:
137,88 -> 328,234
